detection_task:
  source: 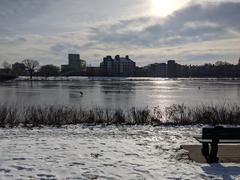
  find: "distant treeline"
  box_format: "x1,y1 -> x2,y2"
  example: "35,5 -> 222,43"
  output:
0,103 -> 239,128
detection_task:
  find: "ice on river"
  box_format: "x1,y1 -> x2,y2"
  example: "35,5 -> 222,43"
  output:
0,126 -> 240,179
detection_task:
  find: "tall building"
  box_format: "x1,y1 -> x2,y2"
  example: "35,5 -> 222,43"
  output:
100,55 -> 136,77
238,58 -> 240,65
61,54 -> 86,75
167,60 -> 177,77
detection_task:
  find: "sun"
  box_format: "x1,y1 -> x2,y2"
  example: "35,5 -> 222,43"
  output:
151,0 -> 187,17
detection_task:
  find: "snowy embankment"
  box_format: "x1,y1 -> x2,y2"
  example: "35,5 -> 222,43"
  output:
0,126 -> 240,179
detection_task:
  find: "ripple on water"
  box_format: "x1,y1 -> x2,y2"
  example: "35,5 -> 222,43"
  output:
37,173 -> 57,180
69,162 -> 85,166
12,158 -> 26,161
0,168 -> 11,173
11,165 -> 33,171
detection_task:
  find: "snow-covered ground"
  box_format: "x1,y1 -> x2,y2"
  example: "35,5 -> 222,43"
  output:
0,126 -> 240,179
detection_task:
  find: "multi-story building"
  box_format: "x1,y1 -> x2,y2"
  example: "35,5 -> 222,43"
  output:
167,60 -> 177,77
61,54 -> 86,75
147,63 -> 167,77
86,66 -> 101,76
100,55 -> 136,77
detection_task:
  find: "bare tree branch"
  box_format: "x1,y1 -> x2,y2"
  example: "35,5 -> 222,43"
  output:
22,59 -> 39,80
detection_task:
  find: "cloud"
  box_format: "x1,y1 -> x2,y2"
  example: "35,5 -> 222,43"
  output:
89,2 -> 240,48
0,0 -> 149,36
51,43 -> 82,54
0,0 -> 49,35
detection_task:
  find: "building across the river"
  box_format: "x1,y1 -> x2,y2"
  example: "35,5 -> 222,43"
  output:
167,60 -> 177,77
100,55 -> 136,77
61,54 -> 86,75
147,63 -> 167,77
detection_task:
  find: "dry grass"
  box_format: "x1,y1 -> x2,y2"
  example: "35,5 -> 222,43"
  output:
0,103 -> 239,128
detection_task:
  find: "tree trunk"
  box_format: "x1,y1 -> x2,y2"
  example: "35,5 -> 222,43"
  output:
30,71 -> 33,80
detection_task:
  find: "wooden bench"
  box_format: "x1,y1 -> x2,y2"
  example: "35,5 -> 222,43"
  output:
194,126 -> 240,163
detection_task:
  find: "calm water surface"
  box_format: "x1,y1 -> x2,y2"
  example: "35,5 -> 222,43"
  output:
0,77 -> 240,109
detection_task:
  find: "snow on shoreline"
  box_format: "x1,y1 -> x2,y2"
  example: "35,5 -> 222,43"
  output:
14,76 -> 240,82
0,126 -> 240,179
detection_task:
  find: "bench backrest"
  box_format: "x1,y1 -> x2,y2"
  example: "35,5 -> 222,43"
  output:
202,127 -> 240,139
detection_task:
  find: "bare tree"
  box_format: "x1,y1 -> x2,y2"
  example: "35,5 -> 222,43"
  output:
2,61 -> 11,70
22,59 -> 39,80
38,64 -> 60,77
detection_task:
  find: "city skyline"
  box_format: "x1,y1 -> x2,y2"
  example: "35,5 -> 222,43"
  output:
4,53 -> 239,78
0,0 -> 240,67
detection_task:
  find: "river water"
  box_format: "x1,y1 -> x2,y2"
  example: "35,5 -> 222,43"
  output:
0,77 -> 240,109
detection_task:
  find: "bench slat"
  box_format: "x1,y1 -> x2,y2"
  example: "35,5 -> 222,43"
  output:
195,138 -> 240,143
202,127 -> 240,139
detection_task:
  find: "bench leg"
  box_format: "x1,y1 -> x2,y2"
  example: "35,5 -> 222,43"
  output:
209,141 -> 219,163
201,143 -> 209,159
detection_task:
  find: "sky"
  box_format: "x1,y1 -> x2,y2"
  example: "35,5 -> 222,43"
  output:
0,0 -> 240,67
